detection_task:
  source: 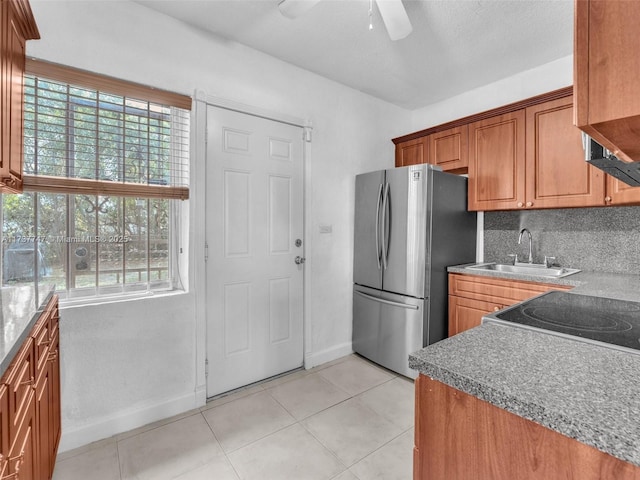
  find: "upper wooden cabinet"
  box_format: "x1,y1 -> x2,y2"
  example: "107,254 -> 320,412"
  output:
0,0 -> 39,193
395,136 -> 428,167
468,110 -> 526,211
525,96 -> 606,209
429,125 -> 468,173
395,126 -> 469,173
469,96 -> 610,211
574,0 -> 640,162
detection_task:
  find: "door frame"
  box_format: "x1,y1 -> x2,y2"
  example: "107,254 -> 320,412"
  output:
192,91 -> 312,403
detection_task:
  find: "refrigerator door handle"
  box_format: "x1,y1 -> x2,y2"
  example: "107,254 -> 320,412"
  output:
381,182 -> 390,270
354,290 -> 420,310
375,183 -> 383,270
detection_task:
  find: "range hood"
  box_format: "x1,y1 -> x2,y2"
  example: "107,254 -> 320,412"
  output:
583,134 -> 640,186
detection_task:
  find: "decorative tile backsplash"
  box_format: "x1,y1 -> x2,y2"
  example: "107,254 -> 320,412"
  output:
483,206 -> 640,274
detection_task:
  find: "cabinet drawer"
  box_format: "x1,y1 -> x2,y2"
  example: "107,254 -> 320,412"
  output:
32,311 -> 52,376
4,337 -> 35,439
449,273 -> 571,305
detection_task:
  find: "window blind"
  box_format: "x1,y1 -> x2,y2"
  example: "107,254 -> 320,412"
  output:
22,59 -> 191,200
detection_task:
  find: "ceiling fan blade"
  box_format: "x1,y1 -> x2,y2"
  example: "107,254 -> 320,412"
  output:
278,0 -> 322,19
375,0 -> 413,41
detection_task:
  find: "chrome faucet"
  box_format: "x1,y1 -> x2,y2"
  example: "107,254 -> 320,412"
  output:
518,228 -> 533,264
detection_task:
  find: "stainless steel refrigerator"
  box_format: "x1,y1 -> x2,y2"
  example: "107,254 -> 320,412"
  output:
353,164 -> 476,378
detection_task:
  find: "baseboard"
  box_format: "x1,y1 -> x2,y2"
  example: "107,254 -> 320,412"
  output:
57,391 -> 204,453
304,342 -> 353,369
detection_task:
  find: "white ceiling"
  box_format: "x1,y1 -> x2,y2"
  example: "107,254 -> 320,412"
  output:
135,0 -> 574,110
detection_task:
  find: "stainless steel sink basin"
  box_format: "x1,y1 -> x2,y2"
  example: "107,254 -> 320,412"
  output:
466,263 -> 580,278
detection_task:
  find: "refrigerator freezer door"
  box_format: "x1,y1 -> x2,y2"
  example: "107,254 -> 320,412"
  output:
381,165 -> 427,298
352,285 -> 423,378
354,170 -> 385,290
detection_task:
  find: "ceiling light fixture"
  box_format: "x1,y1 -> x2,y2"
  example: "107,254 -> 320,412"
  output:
278,0 -> 412,41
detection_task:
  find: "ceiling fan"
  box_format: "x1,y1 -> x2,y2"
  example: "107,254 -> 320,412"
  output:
278,0 -> 413,41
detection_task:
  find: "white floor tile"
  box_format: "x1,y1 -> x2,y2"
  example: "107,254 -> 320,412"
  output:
350,430 -> 414,480
54,355 -> 416,480
174,455 -> 240,480
118,413 -> 224,480
301,397 -> 404,467
202,390 -> 295,453
267,372 -> 350,420
357,376 -> 415,430
52,440 -> 121,480
228,424 -> 346,480
318,358 -> 394,396
331,470 -> 361,480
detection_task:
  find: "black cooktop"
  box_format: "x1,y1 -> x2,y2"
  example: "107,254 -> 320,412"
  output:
488,291 -> 640,353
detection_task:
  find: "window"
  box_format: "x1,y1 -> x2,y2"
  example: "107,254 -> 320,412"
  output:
1,60 -> 191,301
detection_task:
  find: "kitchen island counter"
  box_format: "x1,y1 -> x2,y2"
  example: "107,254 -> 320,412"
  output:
409,321 -> 640,467
0,284 -> 56,377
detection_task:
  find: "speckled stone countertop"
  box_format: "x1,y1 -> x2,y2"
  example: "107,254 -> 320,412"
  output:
0,284 -> 55,379
447,264 -> 640,302
408,266 -> 640,466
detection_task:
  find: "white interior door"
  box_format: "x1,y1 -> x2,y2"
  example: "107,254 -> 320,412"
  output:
205,105 -> 304,398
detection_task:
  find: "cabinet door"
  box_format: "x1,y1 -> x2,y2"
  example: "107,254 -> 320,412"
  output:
575,0 -> 640,162
1,1 -> 27,192
395,136 -> 428,167
5,337 -> 35,439
49,328 -> 61,473
429,125 -> 468,173
7,398 -> 37,480
0,385 -> 8,473
606,177 -> 640,206
526,96 -> 605,208
449,295 -> 502,337
468,111 -> 526,211
414,375 -> 640,480
36,360 -> 52,480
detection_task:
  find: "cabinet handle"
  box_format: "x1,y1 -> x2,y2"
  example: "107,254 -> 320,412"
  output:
526,201 -> 533,207
605,196 -> 612,203
48,351 -> 58,362
3,451 -> 25,479
18,376 -> 34,388
517,202 -> 524,208
493,306 -> 500,311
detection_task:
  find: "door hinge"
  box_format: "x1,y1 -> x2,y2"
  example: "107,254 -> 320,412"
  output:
303,127 -> 312,143
205,358 -> 209,377
204,242 -> 209,262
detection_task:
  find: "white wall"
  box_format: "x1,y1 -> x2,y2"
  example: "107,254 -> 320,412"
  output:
27,0 -> 411,451
410,55 -> 574,131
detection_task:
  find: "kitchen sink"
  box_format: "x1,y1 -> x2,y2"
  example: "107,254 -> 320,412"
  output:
466,263 -> 580,278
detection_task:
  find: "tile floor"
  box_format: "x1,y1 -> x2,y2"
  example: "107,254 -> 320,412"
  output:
52,354 -> 415,480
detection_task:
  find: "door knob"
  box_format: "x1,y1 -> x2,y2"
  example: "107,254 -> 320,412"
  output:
295,256 -> 306,265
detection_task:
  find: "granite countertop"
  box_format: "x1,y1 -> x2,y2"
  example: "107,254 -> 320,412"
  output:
448,263 -> 640,302
409,265 -> 640,466
0,284 -> 56,379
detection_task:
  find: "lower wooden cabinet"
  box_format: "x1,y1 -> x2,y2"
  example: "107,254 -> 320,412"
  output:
414,375 -> 640,480
0,385 -> 8,478
448,273 -> 571,336
1,294 -> 60,480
